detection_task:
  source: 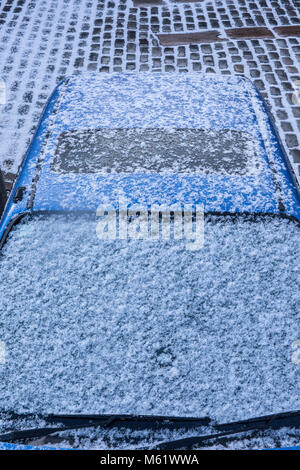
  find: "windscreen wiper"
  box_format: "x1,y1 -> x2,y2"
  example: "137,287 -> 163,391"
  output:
153,410 -> 300,450
0,412 -> 210,444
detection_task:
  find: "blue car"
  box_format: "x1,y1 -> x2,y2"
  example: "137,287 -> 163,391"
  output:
0,73 -> 299,450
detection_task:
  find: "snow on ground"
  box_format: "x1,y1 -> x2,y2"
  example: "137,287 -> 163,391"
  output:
0,0 -> 299,187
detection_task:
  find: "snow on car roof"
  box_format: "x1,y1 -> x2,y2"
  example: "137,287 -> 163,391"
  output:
28,73 -> 300,215
0,213 -> 299,422
54,73 -> 255,130
0,73 -> 299,245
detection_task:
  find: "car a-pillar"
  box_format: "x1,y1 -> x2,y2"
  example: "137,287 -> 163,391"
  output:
0,168 -> 7,216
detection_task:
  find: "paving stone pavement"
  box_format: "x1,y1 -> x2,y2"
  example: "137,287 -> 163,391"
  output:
0,0 -> 299,190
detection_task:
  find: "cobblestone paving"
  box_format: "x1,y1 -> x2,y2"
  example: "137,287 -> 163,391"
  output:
0,0 -> 299,189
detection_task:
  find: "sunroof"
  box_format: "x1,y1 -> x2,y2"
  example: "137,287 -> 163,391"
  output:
51,128 -> 260,175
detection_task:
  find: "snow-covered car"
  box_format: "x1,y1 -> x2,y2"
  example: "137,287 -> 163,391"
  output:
0,73 -> 299,450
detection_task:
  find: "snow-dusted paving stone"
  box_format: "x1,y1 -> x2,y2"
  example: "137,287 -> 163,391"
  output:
158,30 -> 227,45
226,26 -> 275,39
0,0 -> 300,188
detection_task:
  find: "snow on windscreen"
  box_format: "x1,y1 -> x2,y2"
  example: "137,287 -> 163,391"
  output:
0,213 -> 299,422
51,128 -> 260,175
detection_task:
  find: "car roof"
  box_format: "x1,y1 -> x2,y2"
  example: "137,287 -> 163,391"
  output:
0,73 -> 300,241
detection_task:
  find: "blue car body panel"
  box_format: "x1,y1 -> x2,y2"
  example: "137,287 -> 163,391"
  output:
0,73 -> 300,245
0,73 -> 299,450
0,441 -> 299,451
0,442 -> 59,450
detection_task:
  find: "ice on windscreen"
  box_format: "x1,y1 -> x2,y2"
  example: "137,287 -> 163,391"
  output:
0,213 -> 299,422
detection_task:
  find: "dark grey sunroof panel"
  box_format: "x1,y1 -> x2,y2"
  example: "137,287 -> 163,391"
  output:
51,128 -> 259,175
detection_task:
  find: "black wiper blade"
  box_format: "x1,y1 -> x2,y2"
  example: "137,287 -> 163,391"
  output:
0,412 -> 210,444
215,410 -> 300,433
46,413 -> 210,428
0,425 -> 78,444
154,410 -> 300,450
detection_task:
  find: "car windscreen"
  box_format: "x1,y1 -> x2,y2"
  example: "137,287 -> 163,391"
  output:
0,213 -> 299,422
51,128 -> 260,175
